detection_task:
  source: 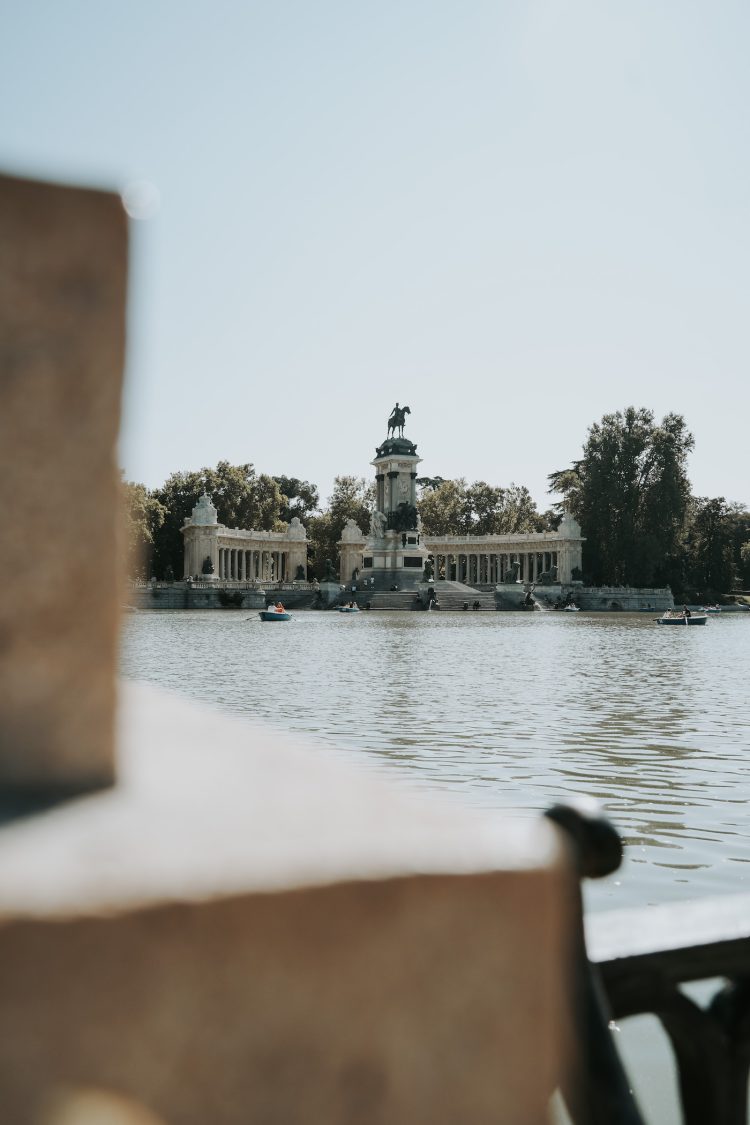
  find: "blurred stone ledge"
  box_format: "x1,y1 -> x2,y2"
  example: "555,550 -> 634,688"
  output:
0,680 -> 573,1125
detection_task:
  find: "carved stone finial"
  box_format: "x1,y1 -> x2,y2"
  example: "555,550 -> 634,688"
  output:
189,492 -> 218,527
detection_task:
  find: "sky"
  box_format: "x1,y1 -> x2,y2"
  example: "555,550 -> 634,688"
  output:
2,1 -> 749,511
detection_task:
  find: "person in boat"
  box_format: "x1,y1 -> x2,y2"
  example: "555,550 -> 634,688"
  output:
275,601 -> 285,613
682,605 -> 691,618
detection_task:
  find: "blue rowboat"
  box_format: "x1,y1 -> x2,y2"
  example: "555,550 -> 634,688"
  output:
656,613 -> 707,626
259,609 -> 291,622
336,606 -> 360,614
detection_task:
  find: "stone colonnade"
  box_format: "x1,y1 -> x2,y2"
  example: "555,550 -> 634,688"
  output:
182,506 -> 309,583
217,545 -> 290,583
429,549 -> 559,585
336,525 -> 584,586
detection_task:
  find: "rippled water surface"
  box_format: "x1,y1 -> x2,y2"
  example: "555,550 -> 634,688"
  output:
121,609 -> 750,912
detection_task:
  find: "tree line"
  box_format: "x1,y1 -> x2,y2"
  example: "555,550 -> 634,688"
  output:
124,407 -> 749,597
549,407 -> 749,598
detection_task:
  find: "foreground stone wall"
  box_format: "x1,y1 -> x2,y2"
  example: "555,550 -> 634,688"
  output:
0,174 -> 126,795
0,683 -> 574,1125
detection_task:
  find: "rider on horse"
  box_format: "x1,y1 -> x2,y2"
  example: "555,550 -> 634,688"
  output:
387,403 -> 410,438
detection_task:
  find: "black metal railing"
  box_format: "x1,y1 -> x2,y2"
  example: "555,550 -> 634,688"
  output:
547,801 -> 750,1125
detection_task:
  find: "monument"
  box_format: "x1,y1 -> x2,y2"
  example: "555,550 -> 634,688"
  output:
359,404 -> 430,590
336,404 -> 593,600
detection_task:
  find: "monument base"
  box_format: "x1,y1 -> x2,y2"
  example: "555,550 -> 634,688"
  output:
357,530 -> 429,593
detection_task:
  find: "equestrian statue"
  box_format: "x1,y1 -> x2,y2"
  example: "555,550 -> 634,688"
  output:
387,403 -> 411,438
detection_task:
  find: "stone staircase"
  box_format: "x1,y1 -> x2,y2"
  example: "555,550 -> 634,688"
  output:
355,582 -> 498,612
429,581 -> 498,612
357,590 -> 424,611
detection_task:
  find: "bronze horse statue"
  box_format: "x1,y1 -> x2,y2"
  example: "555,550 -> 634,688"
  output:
387,404 -> 411,438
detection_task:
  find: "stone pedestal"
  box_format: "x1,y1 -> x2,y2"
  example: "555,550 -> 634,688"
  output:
360,530 -> 429,591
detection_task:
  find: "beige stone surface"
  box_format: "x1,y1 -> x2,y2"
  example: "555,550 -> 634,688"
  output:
0,173 -> 126,793
0,683 -> 574,1125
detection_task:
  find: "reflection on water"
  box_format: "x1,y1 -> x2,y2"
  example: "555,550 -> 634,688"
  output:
120,610 -> 750,911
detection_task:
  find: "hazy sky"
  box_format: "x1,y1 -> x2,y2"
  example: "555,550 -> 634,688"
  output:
3,1 -> 749,510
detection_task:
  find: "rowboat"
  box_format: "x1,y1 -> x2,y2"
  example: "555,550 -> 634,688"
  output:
656,612 -> 707,626
701,605 -> 721,614
563,604 -> 580,612
259,609 -> 291,622
336,605 -> 360,614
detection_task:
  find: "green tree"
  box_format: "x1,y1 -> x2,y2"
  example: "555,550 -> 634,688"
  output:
307,476 -> 374,579
121,479 -> 166,579
740,542 -> 750,589
492,483 -> 543,533
549,408 -> 694,586
418,479 -> 471,535
729,507 -> 750,588
682,497 -> 741,596
151,462 -> 284,579
273,476 -> 320,523
418,479 -> 541,536
464,481 -> 505,534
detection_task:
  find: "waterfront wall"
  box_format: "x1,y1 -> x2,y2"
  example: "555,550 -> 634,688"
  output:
128,581 -> 321,611
131,581 -> 675,612
531,585 -> 674,612
492,584 -> 674,611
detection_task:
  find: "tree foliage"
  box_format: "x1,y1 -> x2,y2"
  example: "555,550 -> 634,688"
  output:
121,479 -> 167,579
549,408 -> 694,586
417,479 -> 543,536
306,476 -> 374,579
273,476 -> 320,523
680,498 -> 750,597
741,542 -> 750,589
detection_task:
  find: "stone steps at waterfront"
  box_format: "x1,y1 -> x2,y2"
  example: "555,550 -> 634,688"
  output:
359,591 -> 424,611
430,582 -> 498,612
358,582 -> 498,612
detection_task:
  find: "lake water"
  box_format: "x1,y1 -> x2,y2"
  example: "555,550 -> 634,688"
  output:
121,608 -> 750,914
